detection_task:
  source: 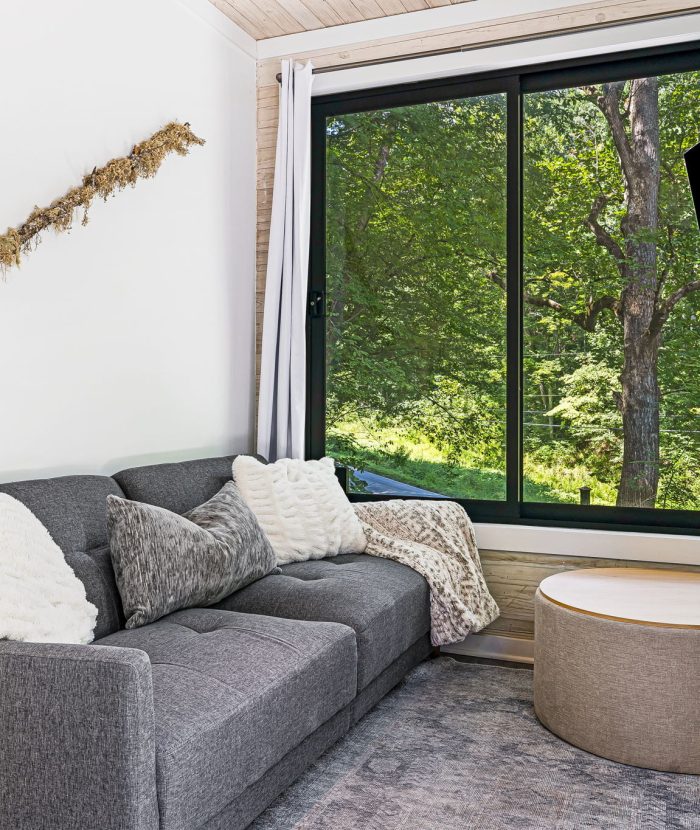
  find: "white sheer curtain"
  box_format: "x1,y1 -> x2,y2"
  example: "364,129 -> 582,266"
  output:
257,60 -> 314,462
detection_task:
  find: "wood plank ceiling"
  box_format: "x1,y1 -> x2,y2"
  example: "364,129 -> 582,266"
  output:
210,0 -> 474,39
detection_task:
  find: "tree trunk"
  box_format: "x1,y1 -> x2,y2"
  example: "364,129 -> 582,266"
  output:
545,78 -> 700,505
618,331 -> 660,506
614,77 -> 661,507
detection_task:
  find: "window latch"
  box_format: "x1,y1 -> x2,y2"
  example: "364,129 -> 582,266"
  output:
308,290 -> 325,318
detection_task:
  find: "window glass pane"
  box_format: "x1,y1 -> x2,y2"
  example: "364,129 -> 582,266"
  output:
325,95 -> 508,498
523,72 -> 700,508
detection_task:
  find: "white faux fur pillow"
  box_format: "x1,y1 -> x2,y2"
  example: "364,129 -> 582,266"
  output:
232,456 -> 367,565
0,494 -> 97,644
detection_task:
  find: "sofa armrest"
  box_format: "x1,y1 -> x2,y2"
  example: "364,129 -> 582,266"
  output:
0,641 -> 159,830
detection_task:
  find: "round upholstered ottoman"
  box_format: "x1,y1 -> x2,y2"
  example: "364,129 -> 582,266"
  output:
534,568 -> 700,774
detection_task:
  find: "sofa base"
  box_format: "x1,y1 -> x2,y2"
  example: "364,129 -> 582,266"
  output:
200,634 -> 432,830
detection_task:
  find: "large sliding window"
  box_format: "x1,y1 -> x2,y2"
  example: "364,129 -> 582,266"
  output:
308,45 -> 700,533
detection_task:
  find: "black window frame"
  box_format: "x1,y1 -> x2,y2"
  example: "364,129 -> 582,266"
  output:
307,41 -> 700,536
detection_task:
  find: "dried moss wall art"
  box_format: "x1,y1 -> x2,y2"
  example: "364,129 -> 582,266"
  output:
0,121 -> 205,272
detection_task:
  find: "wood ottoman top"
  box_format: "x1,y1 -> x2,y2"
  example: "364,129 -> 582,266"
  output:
539,567 -> 700,629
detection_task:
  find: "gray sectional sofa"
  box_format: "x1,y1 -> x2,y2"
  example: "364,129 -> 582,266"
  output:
0,455 -> 431,830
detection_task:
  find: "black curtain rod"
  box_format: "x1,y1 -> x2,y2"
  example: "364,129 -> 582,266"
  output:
274,8 -> 699,84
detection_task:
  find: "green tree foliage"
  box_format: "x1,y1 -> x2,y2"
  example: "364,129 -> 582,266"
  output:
326,97 -> 509,492
326,73 -> 700,509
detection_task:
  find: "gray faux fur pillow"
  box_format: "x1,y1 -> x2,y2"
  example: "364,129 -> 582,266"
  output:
107,482 -> 275,629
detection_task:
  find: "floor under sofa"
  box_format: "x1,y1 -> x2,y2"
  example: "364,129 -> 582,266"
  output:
252,657 -> 700,830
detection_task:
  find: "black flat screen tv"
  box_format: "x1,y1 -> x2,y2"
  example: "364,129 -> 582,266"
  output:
684,140 -> 700,229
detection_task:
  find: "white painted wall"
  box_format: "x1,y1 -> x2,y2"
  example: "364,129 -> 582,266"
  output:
0,0 -> 257,483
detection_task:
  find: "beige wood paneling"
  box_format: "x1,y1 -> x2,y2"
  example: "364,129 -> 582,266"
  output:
480,552 -> 700,639
212,0 -> 475,38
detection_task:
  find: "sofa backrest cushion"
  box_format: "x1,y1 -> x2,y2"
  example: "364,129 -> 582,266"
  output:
113,455 -> 238,515
0,475 -> 126,639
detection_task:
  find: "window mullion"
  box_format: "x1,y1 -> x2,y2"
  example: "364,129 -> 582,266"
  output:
506,77 -> 523,518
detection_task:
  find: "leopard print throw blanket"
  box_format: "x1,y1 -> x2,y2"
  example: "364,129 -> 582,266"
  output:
354,500 -> 499,646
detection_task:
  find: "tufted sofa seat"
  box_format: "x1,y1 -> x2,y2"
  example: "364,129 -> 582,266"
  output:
216,555 -> 430,691
99,608 -> 357,830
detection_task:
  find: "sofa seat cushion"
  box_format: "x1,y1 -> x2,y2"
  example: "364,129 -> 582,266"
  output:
97,608 -> 356,830
215,554 -> 430,691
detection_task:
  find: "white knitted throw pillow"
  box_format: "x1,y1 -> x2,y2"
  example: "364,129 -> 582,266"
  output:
232,456 -> 367,565
0,494 -> 97,643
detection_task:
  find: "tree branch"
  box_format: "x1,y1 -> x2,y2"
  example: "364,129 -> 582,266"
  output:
487,270 -> 554,313
576,294 -> 620,332
487,271 -> 619,331
585,194 -> 626,272
650,279 -> 700,335
356,123 -> 398,233
587,82 -> 636,185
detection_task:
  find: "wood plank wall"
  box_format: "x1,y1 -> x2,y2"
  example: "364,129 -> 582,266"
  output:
255,0 -> 700,642
479,552 -> 700,639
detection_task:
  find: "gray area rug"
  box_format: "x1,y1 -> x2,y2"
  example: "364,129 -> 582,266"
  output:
252,657 -> 700,830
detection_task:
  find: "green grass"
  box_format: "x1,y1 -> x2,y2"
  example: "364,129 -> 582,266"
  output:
523,457 -> 617,505
328,419 -> 617,505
